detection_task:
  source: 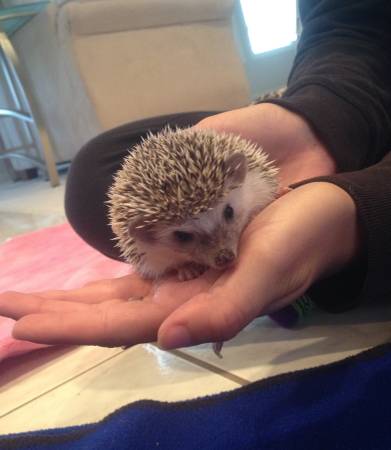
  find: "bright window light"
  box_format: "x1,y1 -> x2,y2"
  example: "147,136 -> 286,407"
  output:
240,0 -> 297,54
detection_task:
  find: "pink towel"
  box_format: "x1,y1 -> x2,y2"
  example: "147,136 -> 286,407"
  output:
0,223 -> 130,362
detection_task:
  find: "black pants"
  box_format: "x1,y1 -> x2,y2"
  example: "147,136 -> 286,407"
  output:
65,111 -> 220,261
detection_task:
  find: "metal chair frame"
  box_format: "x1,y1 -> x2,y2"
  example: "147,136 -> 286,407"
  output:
0,29 -> 59,186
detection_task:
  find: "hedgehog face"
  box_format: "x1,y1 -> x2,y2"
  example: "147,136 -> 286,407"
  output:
168,199 -> 246,270
178,172 -> 274,269
137,169 -> 277,274
134,153 -> 249,272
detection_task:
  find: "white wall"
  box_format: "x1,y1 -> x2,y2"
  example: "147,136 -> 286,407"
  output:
245,45 -> 296,98
232,1 -> 296,99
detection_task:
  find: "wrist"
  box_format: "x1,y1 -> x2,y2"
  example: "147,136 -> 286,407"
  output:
254,103 -> 337,181
300,182 -> 363,283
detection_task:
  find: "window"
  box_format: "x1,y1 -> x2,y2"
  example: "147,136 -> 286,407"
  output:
240,0 -> 297,54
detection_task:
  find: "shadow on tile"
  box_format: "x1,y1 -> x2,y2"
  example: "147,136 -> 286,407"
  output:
174,303 -> 391,379
0,346 -> 74,388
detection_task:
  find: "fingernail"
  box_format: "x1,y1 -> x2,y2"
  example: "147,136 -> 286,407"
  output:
160,325 -> 191,349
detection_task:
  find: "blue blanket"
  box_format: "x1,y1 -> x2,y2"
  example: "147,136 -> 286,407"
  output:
1,343 -> 390,450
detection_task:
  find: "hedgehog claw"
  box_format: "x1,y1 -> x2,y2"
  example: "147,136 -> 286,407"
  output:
177,263 -> 207,281
212,341 -> 224,358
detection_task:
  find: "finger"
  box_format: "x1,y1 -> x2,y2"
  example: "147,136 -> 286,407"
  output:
32,273 -> 152,304
148,269 -> 220,308
12,300 -> 173,347
0,291 -> 92,320
157,254 -> 272,349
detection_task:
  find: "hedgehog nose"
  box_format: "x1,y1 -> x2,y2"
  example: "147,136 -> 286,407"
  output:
214,249 -> 235,268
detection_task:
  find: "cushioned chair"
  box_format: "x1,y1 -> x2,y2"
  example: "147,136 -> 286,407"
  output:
10,0 -> 250,163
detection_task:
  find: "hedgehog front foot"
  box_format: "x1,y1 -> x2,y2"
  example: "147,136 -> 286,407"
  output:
177,263 -> 208,281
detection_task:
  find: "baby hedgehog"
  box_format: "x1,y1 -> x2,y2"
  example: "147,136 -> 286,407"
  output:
107,127 -> 279,281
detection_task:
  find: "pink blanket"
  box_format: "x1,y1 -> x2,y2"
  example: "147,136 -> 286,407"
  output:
0,223 -> 130,362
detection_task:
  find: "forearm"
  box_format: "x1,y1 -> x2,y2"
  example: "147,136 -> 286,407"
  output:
293,153 -> 391,312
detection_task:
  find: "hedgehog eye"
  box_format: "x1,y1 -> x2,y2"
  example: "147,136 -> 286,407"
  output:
223,205 -> 234,221
173,231 -> 194,243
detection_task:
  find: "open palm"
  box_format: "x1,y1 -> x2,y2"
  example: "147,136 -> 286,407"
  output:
0,182 -> 358,350
0,104 -> 351,350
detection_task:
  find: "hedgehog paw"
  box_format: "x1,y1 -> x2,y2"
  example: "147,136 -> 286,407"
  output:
177,263 -> 207,281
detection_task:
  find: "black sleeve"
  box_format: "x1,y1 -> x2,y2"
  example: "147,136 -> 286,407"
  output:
258,0 -> 391,311
263,0 -> 391,172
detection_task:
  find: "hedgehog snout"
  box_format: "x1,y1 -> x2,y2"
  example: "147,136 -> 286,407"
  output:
214,249 -> 236,268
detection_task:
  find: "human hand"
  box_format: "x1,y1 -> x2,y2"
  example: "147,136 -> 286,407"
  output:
0,182 -> 360,349
0,271 -> 217,347
195,103 -> 337,185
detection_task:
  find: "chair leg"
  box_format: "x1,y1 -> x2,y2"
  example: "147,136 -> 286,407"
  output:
0,132 -> 17,181
0,31 -> 59,187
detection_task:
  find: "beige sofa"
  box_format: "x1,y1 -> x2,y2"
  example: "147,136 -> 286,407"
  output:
11,0 -> 250,162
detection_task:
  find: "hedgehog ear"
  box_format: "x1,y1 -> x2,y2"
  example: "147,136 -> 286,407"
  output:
224,152 -> 247,188
128,221 -> 156,243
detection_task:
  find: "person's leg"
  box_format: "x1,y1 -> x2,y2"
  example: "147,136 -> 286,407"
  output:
65,111 -> 220,261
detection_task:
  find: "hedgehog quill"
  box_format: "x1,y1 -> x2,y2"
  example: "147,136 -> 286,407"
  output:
107,127 -> 279,356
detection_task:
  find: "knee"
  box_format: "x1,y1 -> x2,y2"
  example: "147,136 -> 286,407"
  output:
64,137 -> 123,261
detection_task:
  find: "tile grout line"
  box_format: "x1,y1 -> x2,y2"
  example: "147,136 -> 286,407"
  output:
167,349 -> 251,386
0,349 -> 124,420
1,344 -> 250,422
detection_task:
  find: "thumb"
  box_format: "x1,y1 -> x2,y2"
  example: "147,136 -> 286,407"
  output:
157,260 -> 272,349
157,292 -> 250,351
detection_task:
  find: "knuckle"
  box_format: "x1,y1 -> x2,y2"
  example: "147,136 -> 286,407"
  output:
196,116 -> 221,131
195,117 -> 212,128
84,279 -> 107,288
98,308 -> 112,341
84,279 -> 121,298
0,291 -> 29,307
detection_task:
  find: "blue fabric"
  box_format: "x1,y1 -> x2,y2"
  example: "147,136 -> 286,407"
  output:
1,343 -> 391,450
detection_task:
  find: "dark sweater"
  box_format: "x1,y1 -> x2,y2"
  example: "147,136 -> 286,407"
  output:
263,0 -> 391,311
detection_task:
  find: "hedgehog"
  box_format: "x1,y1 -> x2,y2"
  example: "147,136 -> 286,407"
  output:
107,126 -> 280,357
107,127 -> 279,282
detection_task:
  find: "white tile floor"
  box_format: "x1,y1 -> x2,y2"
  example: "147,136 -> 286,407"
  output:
1,176 -> 391,435
0,176 -> 67,243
